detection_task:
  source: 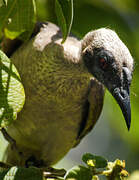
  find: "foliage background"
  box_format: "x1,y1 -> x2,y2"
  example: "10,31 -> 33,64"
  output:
0,0 -> 139,176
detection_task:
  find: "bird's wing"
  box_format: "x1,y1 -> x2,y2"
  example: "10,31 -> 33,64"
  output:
73,78 -> 104,147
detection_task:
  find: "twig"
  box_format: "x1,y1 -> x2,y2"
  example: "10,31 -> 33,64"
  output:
0,161 -> 12,169
42,167 -> 66,179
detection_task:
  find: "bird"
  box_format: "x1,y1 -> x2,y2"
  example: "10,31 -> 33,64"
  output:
2,22 -> 134,168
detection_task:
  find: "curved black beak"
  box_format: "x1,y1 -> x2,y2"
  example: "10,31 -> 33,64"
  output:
112,86 -> 131,130
106,67 -> 132,130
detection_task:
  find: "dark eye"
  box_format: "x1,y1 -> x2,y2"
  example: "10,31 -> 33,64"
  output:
99,57 -> 108,70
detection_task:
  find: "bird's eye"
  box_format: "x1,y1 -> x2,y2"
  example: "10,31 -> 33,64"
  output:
99,57 -> 108,70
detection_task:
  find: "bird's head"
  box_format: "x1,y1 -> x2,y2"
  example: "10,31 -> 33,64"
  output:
82,28 -> 134,130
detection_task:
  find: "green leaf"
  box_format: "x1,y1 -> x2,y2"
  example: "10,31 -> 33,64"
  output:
0,0 -> 36,40
82,153 -> 108,169
55,0 -> 73,43
3,0 -> 8,6
0,50 -> 25,128
0,166 -> 42,180
65,165 -> 92,180
0,0 -> 5,7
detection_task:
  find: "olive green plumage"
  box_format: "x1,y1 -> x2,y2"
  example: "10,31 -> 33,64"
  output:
4,23 -> 104,166
3,22 -> 133,167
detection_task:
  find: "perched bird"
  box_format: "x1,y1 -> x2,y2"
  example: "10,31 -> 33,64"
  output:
2,22 -> 133,167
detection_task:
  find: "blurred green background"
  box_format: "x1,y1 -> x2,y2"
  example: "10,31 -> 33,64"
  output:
37,0 -> 139,173
1,0 -> 139,175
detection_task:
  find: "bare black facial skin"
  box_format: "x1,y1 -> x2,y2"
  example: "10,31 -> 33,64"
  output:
83,48 -> 121,87
83,47 -> 132,130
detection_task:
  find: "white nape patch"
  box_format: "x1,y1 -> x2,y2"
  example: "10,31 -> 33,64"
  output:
62,37 -> 81,62
33,23 -> 60,51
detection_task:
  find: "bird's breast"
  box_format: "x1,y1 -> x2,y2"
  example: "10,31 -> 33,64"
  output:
7,60 -> 91,165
